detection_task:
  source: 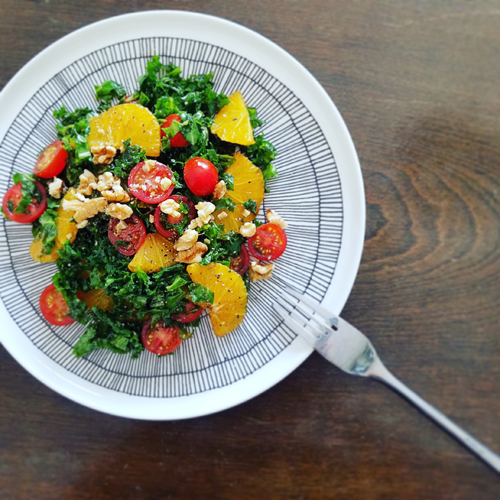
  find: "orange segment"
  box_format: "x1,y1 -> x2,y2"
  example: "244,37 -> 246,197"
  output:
78,289 -> 114,311
187,263 -> 247,337
56,187 -> 79,246
211,91 -> 255,146
213,153 -> 264,234
88,103 -> 161,157
128,233 -> 177,273
30,187 -> 80,262
226,153 -> 264,208
213,204 -> 254,233
30,236 -> 59,263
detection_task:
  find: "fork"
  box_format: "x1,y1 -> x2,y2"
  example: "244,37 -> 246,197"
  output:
275,288 -> 500,474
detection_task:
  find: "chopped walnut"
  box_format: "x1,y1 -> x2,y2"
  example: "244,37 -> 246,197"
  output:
76,220 -> 88,229
77,169 -> 97,196
102,186 -> 131,202
175,242 -> 208,264
249,261 -> 274,282
188,201 -> 216,229
239,222 -> 256,237
149,215 -> 155,224
160,177 -> 172,191
142,160 -> 156,173
62,199 -> 84,212
212,180 -> 227,200
73,197 -> 108,224
174,229 -> 198,251
48,177 -> 64,199
266,209 -> 288,228
91,145 -> 117,165
105,203 -> 133,220
96,173 -> 131,202
96,172 -> 115,192
75,193 -> 86,202
115,220 -> 128,232
159,198 -> 180,218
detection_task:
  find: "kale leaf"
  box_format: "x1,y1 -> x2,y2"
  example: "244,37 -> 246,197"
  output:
242,199 -> 257,215
12,173 -> 41,214
213,197 -> 236,212
32,198 -> 60,254
188,283 -> 214,304
95,80 -> 127,112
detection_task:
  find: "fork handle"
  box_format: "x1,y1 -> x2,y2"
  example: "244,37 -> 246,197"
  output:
369,358 -> 500,474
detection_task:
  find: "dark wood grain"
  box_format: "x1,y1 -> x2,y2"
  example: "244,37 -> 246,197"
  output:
1,1 -> 499,498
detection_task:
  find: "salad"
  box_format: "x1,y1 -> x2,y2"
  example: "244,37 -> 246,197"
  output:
1,56 -> 288,359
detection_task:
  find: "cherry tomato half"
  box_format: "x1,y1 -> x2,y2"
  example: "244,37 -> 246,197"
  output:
39,284 -> 74,326
128,160 -> 175,204
171,302 -> 204,323
33,140 -> 68,179
160,114 -> 190,148
2,182 -> 47,223
141,319 -> 182,355
230,245 -> 250,275
247,223 -> 287,261
154,195 -> 197,239
108,215 -> 146,256
183,157 -> 218,197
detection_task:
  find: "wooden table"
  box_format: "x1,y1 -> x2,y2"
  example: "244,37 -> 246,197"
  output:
1,1 -> 499,498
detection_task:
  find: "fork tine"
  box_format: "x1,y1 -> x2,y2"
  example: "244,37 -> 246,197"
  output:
277,295 -> 331,333
285,288 -> 338,326
273,304 -> 319,344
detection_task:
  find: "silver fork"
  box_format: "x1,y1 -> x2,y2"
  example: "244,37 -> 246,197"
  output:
275,288 -> 500,474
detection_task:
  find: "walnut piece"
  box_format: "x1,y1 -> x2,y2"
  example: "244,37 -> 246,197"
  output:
77,169 -> 97,196
48,177 -> 64,199
105,203 -> 133,220
188,201 -> 216,229
175,242 -> 208,264
91,145 -> 117,165
212,180 -> 227,200
239,222 -> 256,237
248,261 -> 274,282
174,229 -> 198,251
96,172 -> 131,202
76,220 -> 89,229
160,177 -> 172,191
142,160 -> 156,173
73,197 -> 108,224
96,172 -> 115,192
115,220 -> 128,232
266,209 -> 288,228
62,199 -> 84,212
159,198 -> 180,218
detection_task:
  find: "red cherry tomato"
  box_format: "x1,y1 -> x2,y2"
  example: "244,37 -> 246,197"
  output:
2,182 -> 47,223
128,161 -> 175,204
230,245 -> 250,275
39,284 -> 74,326
160,114 -> 190,148
183,157 -> 218,197
108,215 -> 146,256
33,140 -> 68,178
171,302 -> 204,323
154,195 -> 197,239
141,319 -> 182,355
247,223 -> 287,261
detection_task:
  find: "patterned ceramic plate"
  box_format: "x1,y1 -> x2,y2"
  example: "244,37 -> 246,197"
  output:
0,11 -> 365,419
